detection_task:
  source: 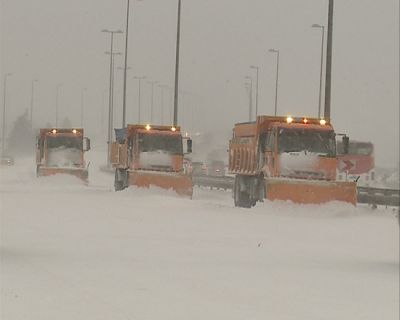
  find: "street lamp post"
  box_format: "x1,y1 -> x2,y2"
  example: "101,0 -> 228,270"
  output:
249,65 -> 259,117
173,0 -> 182,127
105,51 -> 122,162
312,24 -> 325,118
55,83 -> 62,127
324,0 -> 334,121
2,73 -> 12,156
269,49 -> 280,116
30,79 -> 38,129
122,0 -> 131,128
159,85 -> 165,125
80,88 -> 87,127
148,80 -> 158,123
122,0 -> 144,128
245,76 -> 253,121
102,29 -> 123,166
133,76 -> 146,123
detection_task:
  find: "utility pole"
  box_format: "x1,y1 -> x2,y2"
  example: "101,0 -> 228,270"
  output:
102,29 -> 123,165
245,76 -> 253,121
173,0 -> 182,127
324,0 -> 334,121
134,76 -> 146,123
250,66 -> 259,117
268,49 -> 280,116
148,80 -> 158,123
55,83 -> 62,127
312,24 -> 325,118
122,0 -> 130,128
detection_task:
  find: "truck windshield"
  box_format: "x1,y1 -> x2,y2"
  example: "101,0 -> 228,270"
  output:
138,133 -> 183,155
337,142 -> 373,156
47,136 -> 82,149
46,136 -> 82,167
278,128 -> 336,156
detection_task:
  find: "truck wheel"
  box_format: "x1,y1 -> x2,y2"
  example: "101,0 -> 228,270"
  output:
234,175 -> 252,208
257,176 -> 265,203
114,169 -> 128,191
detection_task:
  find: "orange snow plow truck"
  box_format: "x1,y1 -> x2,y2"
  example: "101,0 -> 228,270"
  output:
228,116 -> 357,207
111,124 -> 193,197
36,128 -> 91,182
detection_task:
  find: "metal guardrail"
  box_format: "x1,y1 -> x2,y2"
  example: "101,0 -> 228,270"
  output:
193,175 -> 400,207
193,175 -> 234,190
357,186 -> 400,207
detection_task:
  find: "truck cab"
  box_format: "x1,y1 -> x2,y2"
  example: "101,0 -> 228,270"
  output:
112,124 -> 193,197
36,128 -> 90,182
229,116 -> 356,207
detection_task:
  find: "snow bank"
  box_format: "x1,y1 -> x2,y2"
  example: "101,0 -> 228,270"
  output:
1,149 -> 398,320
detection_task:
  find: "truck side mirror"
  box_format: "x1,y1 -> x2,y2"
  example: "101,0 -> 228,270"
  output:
186,139 -> 192,154
84,137 -> 91,151
342,136 -> 349,154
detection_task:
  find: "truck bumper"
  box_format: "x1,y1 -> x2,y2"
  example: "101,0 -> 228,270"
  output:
129,170 -> 193,198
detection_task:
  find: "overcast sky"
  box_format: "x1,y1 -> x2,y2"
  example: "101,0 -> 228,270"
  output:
1,0 -> 399,168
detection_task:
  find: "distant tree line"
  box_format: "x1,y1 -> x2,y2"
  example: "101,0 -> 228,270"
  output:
5,110 -> 73,156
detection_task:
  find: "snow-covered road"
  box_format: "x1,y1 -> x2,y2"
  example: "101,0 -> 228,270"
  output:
1,150 -> 398,320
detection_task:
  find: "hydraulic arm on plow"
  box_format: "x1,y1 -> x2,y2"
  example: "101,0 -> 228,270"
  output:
111,124 -> 193,197
228,116 -> 357,207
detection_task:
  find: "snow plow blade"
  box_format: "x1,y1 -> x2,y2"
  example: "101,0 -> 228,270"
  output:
265,178 -> 357,205
129,171 -> 193,198
37,167 -> 88,183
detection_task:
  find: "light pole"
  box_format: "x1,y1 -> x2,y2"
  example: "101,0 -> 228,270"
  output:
173,0 -> 182,127
105,51 -> 122,163
245,76 -> 253,121
269,49 -> 280,116
2,73 -> 12,156
55,83 -> 62,127
80,88 -> 87,127
312,24 -> 325,119
102,28 -> 123,165
250,65 -> 259,117
30,79 -> 38,129
122,0 -> 144,128
133,76 -> 146,123
148,80 -> 158,123
101,89 -> 107,140
159,85 -> 165,125
122,0 -> 131,128
324,0 -> 334,121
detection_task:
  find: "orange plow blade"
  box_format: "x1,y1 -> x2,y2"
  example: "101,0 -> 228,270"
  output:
265,178 -> 357,205
129,171 -> 193,198
37,167 -> 89,183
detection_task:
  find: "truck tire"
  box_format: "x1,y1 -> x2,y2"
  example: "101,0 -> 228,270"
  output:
234,175 -> 252,208
257,175 -> 265,203
115,169 -> 128,191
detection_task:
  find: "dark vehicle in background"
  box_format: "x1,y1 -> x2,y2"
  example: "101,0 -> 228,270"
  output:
0,155 -> 14,166
207,160 -> 226,177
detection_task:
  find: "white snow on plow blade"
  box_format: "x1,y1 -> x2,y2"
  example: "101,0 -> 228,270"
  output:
47,147 -> 81,167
